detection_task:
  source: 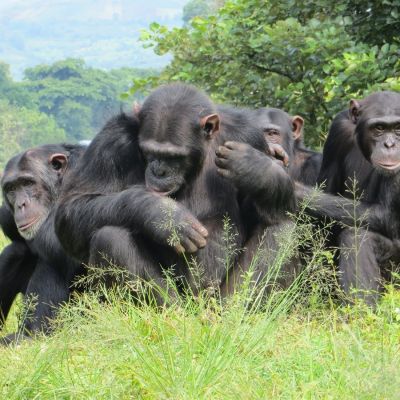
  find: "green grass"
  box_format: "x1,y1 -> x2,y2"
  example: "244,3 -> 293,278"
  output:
0,280 -> 399,399
0,225 -> 399,399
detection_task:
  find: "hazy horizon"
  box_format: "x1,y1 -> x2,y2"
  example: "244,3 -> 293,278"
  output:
0,0 -> 188,79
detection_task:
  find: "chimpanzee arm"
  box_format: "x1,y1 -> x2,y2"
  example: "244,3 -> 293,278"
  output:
294,183 -> 387,232
215,141 -> 296,225
56,187 -> 209,261
0,242 -> 36,329
56,112 -> 208,261
17,259 -> 70,336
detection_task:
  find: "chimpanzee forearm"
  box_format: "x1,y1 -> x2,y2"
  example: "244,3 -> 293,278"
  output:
0,242 -> 36,328
294,183 -> 388,232
216,141 -> 296,224
22,260 -> 70,335
56,185 -> 207,261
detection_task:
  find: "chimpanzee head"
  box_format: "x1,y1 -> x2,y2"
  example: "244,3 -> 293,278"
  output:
1,144 -> 77,240
252,107 -> 304,158
350,91 -> 400,175
137,84 -> 220,196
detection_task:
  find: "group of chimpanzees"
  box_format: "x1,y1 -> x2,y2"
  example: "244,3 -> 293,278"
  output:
1,83 -> 400,344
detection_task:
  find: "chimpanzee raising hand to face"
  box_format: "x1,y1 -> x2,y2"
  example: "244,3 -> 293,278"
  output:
215,109 -> 303,293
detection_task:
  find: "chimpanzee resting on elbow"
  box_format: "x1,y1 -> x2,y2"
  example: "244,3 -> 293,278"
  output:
313,91 -> 400,304
55,84 -> 295,300
0,144 -> 86,344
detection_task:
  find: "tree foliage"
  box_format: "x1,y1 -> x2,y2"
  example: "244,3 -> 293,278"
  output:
0,59 -> 157,167
134,0 -> 400,147
0,100 -> 65,169
23,59 -> 152,141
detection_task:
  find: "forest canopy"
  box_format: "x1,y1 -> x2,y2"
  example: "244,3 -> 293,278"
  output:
133,0 -> 400,147
0,59 -> 156,168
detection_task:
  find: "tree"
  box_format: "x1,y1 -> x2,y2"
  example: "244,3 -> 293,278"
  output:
0,100 -> 66,169
24,59 -> 154,141
135,0 -> 400,147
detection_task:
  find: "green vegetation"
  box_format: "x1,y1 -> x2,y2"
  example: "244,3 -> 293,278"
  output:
0,2 -> 400,398
0,273 -> 399,399
0,203 -> 399,399
135,0 -> 400,147
0,59 -> 157,168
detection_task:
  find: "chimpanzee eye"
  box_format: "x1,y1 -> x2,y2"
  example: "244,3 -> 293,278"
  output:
265,129 -> 279,136
51,160 -> 62,170
394,124 -> 400,133
375,124 -> 384,132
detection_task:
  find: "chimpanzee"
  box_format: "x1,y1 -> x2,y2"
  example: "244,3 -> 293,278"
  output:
0,144 -> 86,343
312,91 -> 400,303
55,84 -> 294,299
215,108 -> 320,292
250,107 -> 322,185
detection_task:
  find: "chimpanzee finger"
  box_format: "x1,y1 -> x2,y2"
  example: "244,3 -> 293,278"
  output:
186,226 -> 207,248
215,157 -> 229,168
174,243 -> 186,254
274,147 -> 289,167
268,144 -> 290,167
190,221 -> 208,238
217,168 -> 232,179
216,146 -> 232,159
223,141 -> 244,150
179,237 -> 198,254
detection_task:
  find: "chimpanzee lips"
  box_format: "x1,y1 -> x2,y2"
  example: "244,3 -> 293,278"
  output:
17,217 -> 40,231
147,186 -> 175,196
376,161 -> 400,171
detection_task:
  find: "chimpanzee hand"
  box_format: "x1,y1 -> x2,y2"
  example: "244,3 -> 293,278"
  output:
146,196 -> 209,254
215,141 -> 278,192
266,143 -> 290,168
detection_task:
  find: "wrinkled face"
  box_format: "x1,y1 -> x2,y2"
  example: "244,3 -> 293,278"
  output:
253,108 -> 303,159
351,93 -> 400,175
3,173 -> 50,240
1,151 -> 67,240
137,87 -> 220,196
358,116 -> 400,174
139,138 -> 195,196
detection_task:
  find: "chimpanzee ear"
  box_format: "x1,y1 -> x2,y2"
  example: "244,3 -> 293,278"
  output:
133,101 -> 141,116
200,113 -> 220,139
291,115 -> 304,141
349,99 -> 361,124
49,153 -> 68,174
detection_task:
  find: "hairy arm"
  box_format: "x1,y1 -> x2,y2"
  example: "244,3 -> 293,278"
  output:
56,113 -> 208,260
215,141 -> 296,225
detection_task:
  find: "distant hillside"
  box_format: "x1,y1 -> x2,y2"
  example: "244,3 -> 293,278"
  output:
0,0 -> 188,79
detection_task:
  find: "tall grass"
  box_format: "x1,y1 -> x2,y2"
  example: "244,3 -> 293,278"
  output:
0,201 -> 399,399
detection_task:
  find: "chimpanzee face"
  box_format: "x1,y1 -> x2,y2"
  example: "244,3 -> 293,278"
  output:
351,92 -> 400,175
253,108 -> 303,159
137,84 -> 220,196
139,139 -> 194,195
1,149 -> 67,240
359,116 -> 400,174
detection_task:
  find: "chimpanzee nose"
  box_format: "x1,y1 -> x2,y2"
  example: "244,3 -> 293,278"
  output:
17,200 -> 26,210
384,139 -> 395,149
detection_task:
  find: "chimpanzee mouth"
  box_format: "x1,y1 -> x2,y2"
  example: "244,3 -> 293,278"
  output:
147,186 -> 176,196
17,217 -> 41,232
376,161 -> 400,171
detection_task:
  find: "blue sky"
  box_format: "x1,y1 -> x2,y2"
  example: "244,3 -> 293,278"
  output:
0,0 -> 188,78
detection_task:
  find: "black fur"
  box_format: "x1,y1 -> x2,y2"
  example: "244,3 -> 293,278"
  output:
56,84 -> 279,300
0,144 -> 85,343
